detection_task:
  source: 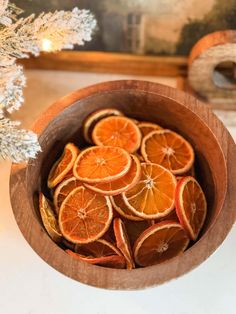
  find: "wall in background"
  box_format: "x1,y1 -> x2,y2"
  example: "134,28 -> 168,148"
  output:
14,0 -> 236,55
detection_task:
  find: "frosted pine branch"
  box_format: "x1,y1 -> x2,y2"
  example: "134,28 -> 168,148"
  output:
0,117 -> 41,162
0,1 -> 23,26
0,2 -> 96,163
0,0 -> 10,25
0,8 -> 96,59
0,64 -> 25,113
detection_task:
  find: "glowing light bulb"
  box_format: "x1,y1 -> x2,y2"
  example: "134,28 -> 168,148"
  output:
41,38 -> 52,52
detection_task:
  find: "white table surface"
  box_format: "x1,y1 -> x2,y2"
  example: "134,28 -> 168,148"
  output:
1,70 -> 235,314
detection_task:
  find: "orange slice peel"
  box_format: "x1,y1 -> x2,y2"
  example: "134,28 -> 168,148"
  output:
113,218 -> 135,269
59,186 -> 113,244
53,176 -> 82,213
84,154 -> 141,196
110,193 -> 143,221
175,176 -> 207,240
83,108 -> 123,143
75,238 -> 121,257
141,129 -> 194,175
123,163 -> 176,219
138,121 -> 163,137
73,146 -> 132,183
39,193 -> 62,243
48,143 -> 79,188
133,220 -> 190,266
92,116 -> 141,153
66,250 -> 126,269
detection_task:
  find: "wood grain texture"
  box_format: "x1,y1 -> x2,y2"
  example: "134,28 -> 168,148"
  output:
9,80 -> 236,290
188,30 -> 236,105
18,51 -> 187,77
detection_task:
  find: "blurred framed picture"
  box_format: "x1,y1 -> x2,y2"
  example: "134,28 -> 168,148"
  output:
16,0 -> 236,75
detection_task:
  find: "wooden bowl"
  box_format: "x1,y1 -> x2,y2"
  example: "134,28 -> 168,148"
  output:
10,80 -> 236,290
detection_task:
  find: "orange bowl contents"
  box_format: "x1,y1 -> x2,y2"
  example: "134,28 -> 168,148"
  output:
175,176 -> 207,240
141,130 -> 194,175
92,116 -> 141,153
138,121 -> 163,137
84,154 -> 141,196
47,143 -> 79,188
123,163 -> 176,219
133,221 -> 190,267
39,108 -> 207,269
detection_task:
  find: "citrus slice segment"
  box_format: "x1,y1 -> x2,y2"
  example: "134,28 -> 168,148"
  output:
113,218 -> 135,269
92,116 -> 141,153
83,108 -> 123,143
48,143 -> 79,188
175,176 -> 207,240
66,250 -> 126,269
59,186 -> 113,244
75,239 -> 121,257
123,163 -> 176,219
138,121 -> 162,137
141,130 -> 194,175
133,221 -> 190,266
39,193 -> 62,243
73,146 -> 131,183
110,194 -> 143,221
84,154 -> 141,196
53,177 -> 82,214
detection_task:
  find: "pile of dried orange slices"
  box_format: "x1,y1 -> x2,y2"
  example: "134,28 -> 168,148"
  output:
39,108 -> 207,269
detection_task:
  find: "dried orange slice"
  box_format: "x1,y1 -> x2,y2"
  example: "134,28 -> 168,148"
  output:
138,121 -> 162,137
75,239 -> 121,257
141,130 -> 194,175
83,108 -> 123,143
48,143 -> 79,188
92,116 -> 141,153
123,163 -> 176,219
133,221 -> 190,266
39,193 -> 62,243
59,186 -> 113,243
73,146 -> 131,183
84,154 -> 141,196
175,176 -> 207,240
66,250 -> 126,269
110,193 -> 143,221
53,177 -> 82,213
113,218 -> 135,269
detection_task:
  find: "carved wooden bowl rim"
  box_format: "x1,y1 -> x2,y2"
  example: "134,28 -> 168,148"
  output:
9,80 -> 236,290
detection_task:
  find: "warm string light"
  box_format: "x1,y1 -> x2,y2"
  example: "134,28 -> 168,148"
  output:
41,38 -> 52,52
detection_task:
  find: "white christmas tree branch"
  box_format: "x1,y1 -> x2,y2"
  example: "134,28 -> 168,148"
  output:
0,63 -> 25,113
0,8 -> 96,59
0,1 -> 96,162
0,1 -> 23,26
0,116 -> 41,162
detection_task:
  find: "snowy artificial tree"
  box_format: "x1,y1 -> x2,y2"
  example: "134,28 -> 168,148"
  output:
0,0 -> 96,162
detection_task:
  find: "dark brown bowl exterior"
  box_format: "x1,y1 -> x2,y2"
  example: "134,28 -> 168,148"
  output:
9,80 -> 236,290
